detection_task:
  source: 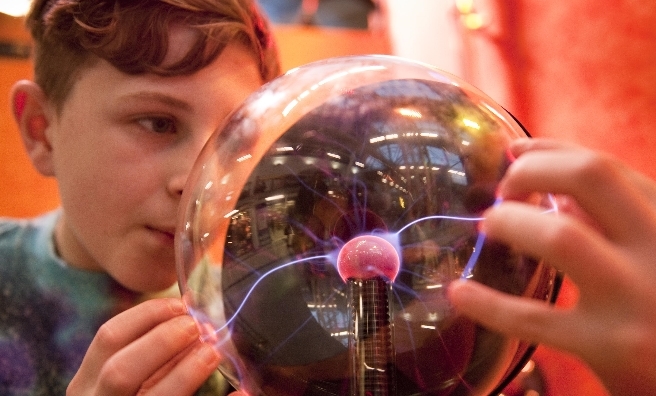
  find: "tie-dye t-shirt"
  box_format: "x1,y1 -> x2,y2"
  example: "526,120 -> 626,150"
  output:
0,211 -> 225,395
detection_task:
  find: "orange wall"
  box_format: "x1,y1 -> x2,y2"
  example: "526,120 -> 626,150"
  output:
501,1 -> 656,180
0,14 -> 60,218
0,57 -> 61,218
273,24 -> 390,71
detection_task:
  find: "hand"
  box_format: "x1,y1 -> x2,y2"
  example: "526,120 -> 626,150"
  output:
67,298 -> 220,395
448,138 -> 656,395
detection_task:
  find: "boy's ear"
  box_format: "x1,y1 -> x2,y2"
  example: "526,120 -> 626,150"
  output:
10,80 -> 56,177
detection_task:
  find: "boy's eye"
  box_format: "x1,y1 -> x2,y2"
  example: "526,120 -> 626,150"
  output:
137,117 -> 176,134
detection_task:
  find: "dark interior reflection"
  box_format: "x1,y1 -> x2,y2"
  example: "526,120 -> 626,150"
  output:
219,79 -> 557,395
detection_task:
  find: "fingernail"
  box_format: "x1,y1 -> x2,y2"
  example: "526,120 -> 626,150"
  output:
169,299 -> 186,315
183,317 -> 199,338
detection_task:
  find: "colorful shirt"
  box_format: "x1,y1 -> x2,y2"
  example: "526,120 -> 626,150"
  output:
0,211 -> 225,395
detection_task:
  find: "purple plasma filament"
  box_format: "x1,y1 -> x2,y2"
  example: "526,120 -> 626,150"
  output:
336,235 -> 400,282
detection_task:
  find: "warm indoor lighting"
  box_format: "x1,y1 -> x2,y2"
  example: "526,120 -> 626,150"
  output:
396,107 -> 422,119
0,1 -> 31,17
462,118 -> 480,129
264,194 -> 285,202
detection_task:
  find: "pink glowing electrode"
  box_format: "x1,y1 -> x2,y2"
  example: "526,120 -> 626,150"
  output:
336,235 -> 400,282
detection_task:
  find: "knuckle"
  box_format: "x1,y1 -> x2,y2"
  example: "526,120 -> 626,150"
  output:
94,321 -> 123,348
484,299 -> 550,344
540,217 -> 582,255
517,309 -> 552,341
505,301 -> 564,346
151,315 -> 195,350
99,358 -> 134,392
572,151 -> 620,186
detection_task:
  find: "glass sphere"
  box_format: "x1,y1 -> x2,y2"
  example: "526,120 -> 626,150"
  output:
176,55 -> 560,396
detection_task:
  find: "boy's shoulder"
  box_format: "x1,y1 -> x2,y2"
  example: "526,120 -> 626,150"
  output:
0,216 -> 29,234
0,212 -> 58,252
0,216 -> 27,235
0,212 -> 61,279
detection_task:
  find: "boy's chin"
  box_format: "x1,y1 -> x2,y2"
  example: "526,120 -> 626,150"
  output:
142,283 -> 182,299
113,273 -> 180,297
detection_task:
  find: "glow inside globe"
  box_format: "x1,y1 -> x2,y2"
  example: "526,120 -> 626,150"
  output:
176,55 -> 560,396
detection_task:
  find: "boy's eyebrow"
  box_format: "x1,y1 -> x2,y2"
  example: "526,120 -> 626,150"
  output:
120,91 -> 192,111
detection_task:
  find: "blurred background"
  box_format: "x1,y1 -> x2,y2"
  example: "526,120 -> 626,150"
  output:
3,1 -> 656,394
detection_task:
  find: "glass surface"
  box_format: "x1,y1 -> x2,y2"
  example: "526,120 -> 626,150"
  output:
176,55 -> 560,396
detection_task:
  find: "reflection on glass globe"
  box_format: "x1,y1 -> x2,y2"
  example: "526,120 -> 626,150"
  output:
176,55 -> 560,396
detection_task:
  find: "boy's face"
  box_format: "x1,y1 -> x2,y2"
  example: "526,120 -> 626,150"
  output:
48,33 -> 264,293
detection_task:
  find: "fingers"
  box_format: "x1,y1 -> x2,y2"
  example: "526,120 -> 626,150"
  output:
500,141 -> 656,244
482,201 -> 625,290
511,139 -> 656,208
138,342 -> 221,395
508,137 -> 576,157
447,279 -> 581,354
77,298 -> 187,381
70,298 -> 219,396
97,315 -> 200,394
451,138 -> 656,395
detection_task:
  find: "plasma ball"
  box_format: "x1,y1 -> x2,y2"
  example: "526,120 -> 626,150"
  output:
176,55 -> 562,396
336,235 -> 400,282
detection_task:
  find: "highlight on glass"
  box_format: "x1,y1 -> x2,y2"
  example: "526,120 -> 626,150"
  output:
175,55 -> 561,396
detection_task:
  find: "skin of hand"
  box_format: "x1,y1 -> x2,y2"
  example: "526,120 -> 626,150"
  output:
66,298 -> 220,395
448,138 -> 656,396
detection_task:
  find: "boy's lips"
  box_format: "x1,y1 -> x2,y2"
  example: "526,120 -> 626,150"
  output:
147,225 -> 176,243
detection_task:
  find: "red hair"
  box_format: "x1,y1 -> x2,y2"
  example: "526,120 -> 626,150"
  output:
26,0 -> 280,111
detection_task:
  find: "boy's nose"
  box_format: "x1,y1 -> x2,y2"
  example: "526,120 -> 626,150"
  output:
167,131 -> 213,197
167,171 -> 188,197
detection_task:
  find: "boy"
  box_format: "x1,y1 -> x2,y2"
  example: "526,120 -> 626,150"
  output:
1,0 -> 279,394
